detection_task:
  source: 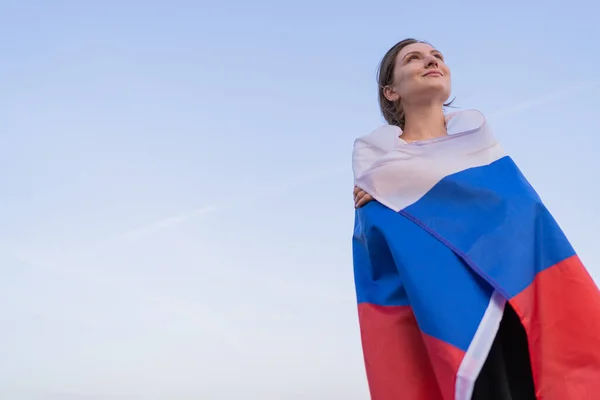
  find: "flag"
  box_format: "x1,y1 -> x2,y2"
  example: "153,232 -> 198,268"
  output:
352,110 -> 600,400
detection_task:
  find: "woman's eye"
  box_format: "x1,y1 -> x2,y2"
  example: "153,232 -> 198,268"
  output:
434,54 -> 444,61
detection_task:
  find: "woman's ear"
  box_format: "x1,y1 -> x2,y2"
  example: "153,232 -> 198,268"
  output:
383,86 -> 400,102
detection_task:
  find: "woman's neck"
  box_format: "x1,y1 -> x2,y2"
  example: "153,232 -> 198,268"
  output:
401,103 -> 447,143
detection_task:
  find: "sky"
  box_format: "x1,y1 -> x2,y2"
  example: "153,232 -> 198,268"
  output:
1,1 -> 599,399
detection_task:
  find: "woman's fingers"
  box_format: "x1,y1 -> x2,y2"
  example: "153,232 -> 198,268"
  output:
354,186 -> 374,208
354,189 -> 373,208
356,194 -> 373,208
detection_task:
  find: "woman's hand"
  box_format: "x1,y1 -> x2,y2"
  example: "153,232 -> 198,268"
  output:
354,186 -> 374,208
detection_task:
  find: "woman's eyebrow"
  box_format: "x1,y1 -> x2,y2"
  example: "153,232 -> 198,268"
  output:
402,51 -> 421,60
402,49 -> 442,60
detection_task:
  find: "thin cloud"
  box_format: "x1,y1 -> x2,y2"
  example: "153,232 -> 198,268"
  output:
116,164 -> 348,241
117,204 -> 221,241
489,81 -> 599,119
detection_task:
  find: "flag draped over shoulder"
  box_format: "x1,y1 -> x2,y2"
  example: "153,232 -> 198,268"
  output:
352,110 -> 600,400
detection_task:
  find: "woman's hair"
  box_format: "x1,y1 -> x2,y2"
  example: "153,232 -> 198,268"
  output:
377,38 -> 453,129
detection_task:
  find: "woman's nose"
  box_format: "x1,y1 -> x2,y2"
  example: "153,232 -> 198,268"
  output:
424,56 -> 439,68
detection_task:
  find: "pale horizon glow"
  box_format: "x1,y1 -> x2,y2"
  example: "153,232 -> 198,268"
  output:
1,1 -> 599,399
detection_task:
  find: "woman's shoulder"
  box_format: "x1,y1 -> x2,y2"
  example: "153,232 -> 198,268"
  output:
354,124 -> 401,151
445,109 -> 487,135
352,124 -> 401,180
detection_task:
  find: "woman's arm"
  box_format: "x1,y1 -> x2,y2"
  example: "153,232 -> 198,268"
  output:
353,128 -> 395,208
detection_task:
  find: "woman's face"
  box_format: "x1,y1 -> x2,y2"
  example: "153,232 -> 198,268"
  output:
385,42 -> 451,105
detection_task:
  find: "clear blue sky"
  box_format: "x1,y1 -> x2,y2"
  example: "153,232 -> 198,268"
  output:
1,1 -> 599,399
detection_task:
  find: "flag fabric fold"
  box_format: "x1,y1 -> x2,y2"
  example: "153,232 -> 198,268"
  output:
352,110 -> 600,400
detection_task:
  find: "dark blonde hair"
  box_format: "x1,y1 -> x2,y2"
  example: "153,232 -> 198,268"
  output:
377,38 -> 453,129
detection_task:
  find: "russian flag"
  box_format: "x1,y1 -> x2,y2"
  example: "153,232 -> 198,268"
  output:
352,110 -> 600,399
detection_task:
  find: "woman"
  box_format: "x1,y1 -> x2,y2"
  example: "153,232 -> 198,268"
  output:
351,39 -> 600,400
354,39 -> 451,208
